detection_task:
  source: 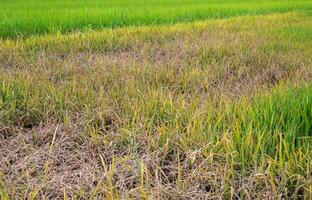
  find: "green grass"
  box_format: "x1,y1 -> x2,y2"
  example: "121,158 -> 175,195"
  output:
1,1 -> 312,199
1,0 -> 312,38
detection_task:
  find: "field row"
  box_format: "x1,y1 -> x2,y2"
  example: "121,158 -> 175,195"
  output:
1,0 -> 312,38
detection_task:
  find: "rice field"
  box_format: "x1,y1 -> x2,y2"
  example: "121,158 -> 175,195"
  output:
0,1 -> 312,199
1,0 -> 312,39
